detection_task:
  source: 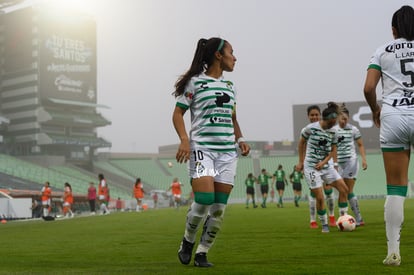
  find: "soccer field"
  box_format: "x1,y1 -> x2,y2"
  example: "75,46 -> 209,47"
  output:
1,199 -> 413,274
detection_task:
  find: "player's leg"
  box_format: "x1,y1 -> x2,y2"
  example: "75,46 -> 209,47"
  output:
195,182 -> 232,267
178,176 -> 214,265
194,152 -> 237,267
383,150 -> 408,266
308,190 -> 317,228
324,185 -> 336,226
346,178 -> 363,225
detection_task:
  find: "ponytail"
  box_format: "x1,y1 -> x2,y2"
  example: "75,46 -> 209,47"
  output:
173,38 -> 226,97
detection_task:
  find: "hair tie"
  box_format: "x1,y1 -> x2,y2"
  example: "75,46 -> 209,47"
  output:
323,113 -> 337,120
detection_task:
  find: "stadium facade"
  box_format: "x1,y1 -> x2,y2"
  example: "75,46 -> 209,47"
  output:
0,7 -> 111,162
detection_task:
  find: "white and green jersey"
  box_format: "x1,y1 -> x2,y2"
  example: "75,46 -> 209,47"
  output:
176,73 -> 237,152
301,121 -> 337,169
368,38 -> 414,115
333,124 -> 361,163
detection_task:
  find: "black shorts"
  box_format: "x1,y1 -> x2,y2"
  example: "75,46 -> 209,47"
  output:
260,185 -> 269,194
246,186 -> 255,195
276,181 -> 285,191
293,182 -> 302,191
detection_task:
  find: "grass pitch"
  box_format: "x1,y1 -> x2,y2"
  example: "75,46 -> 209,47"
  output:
1,199 -> 413,274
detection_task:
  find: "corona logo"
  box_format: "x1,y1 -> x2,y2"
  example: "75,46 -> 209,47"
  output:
352,106 -> 373,128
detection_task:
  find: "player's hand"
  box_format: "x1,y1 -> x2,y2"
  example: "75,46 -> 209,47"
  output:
362,161 -> 367,170
295,163 -> 303,172
372,106 -> 381,128
176,139 -> 190,163
239,142 -> 250,156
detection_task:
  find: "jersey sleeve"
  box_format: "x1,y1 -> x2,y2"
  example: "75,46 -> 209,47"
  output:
367,47 -> 382,71
176,78 -> 196,110
352,125 -> 362,140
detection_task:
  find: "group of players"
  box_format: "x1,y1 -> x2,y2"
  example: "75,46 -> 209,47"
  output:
245,102 -> 368,235
173,5 -> 413,267
244,164 -> 302,209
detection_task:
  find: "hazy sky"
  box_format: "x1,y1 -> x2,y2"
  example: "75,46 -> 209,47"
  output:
28,0 -> 413,153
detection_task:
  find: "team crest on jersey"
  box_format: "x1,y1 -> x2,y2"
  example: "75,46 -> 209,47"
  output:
184,91 -> 193,100
225,81 -> 233,90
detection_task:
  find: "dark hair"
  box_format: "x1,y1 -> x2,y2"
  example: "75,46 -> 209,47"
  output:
173,37 -> 226,97
98,173 -> 104,180
392,5 -> 414,40
307,105 -> 321,115
340,103 -> 349,116
322,102 -> 339,120
278,164 -> 283,169
64,182 -> 72,190
136,178 -> 141,184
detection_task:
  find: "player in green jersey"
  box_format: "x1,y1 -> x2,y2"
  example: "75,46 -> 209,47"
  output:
257,168 -> 272,208
272,164 -> 288,208
290,165 -> 303,207
245,173 -> 258,208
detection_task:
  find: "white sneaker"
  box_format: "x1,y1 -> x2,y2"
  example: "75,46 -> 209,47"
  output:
383,253 -> 401,266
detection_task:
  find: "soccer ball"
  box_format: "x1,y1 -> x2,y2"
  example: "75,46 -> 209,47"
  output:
167,161 -> 173,168
336,214 -> 356,232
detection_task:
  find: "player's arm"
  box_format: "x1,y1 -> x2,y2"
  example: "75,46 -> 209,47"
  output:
232,108 -> 250,156
356,137 -> 368,170
172,106 -> 190,163
296,136 -> 307,171
363,68 -> 381,128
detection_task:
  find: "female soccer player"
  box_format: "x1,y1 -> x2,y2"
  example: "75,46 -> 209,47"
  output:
335,104 -> 368,226
62,182 -> 74,218
363,5 -> 414,266
133,178 -> 145,212
172,37 -> 250,267
272,164 -> 288,208
245,173 -> 258,208
290,165 -> 303,207
296,102 -> 349,233
306,105 -> 336,228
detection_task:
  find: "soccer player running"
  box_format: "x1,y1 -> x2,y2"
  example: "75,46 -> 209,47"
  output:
290,165 -> 303,207
334,104 -> 368,226
168,177 -> 183,209
363,5 -> 414,266
257,168 -> 272,208
306,105 -> 336,228
296,102 -> 349,233
172,37 -> 250,267
133,178 -> 145,212
272,164 -> 288,208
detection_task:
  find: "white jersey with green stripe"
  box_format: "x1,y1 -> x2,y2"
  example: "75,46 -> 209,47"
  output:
333,123 -> 361,163
176,73 -> 237,152
368,38 -> 414,115
301,121 -> 337,169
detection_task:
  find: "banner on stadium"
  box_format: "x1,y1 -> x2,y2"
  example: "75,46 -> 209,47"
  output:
38,11 -> 97,103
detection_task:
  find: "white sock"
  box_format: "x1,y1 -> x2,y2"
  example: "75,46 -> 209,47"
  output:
318,212 -> 328,226
197,203 -> 226,254
349,196 -> 362,222
309,196 -> 316,222
326,193 -> 335,217
184,202 -> 210,243
385,195 -> 405,256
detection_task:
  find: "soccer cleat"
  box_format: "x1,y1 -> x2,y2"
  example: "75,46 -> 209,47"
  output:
383,253 -> 401,266
357,219 -> 365,227
329,216 -> 336,227
321,224 -> 330,233
310,221 -> 318,229
294,201 -> 299,207
194,252 -> 213,267
253,204 -> 258,208
178,238 -> 195,265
